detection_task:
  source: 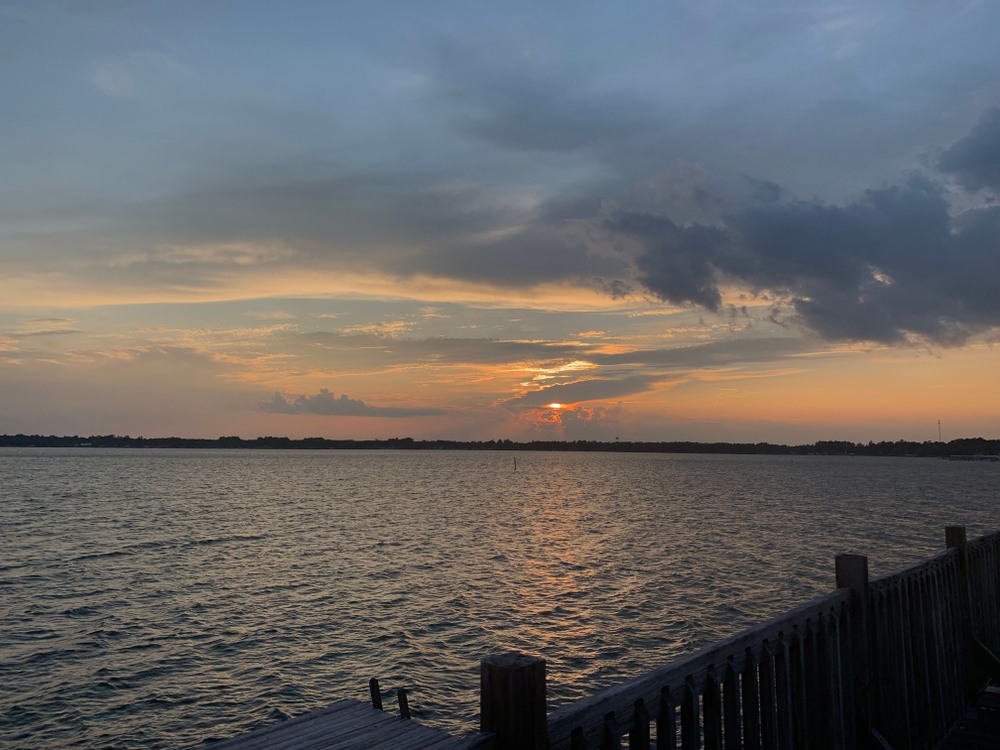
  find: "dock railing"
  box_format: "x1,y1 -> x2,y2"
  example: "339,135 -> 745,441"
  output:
478,526 -> 1000,750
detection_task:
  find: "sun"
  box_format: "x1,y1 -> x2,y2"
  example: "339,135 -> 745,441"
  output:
548,403 -> 563,409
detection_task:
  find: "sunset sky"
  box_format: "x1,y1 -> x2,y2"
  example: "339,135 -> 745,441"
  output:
1,0 -> 999,442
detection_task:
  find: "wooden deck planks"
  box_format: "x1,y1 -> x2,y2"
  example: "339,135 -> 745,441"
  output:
937,687 -> 1000,750
198,699 -> 482,750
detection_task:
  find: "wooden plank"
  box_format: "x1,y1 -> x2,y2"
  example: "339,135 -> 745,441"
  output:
774,635 -> 792,749
758,642 -> 776,750
722,660 -> 741,750
702,667 -> 722,750
546,589 -> 850,750
680,679 -> 699,750
788,629 -> 808,750
742,649 -> 761,750
656,687 -> 676,750
270,710 -> 402,750
202,700 -> 368,750
629,698 -> 650,750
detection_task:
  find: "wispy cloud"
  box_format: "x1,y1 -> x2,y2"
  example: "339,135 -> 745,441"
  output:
260,389 -> 445,417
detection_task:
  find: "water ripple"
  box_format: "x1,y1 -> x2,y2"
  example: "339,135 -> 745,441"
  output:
1,448 -> 997,749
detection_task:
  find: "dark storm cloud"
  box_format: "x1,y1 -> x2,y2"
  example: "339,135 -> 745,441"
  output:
744,177 -> 785,204
260,389 -> 444,417
608,212 -> 731,311
611,172 -> 1000,345
937,108 -> 1000,193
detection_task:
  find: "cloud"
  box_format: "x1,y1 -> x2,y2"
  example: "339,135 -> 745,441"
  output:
298,332 -> 595,365
260,389 -> 445,417
590,338 -> 809,367
430,39 -> 660,154
28,318 -> 76,324
597,155 -> 1000,345
505,375 -> 657,407
609,211 -> 730,311
92,62 -> 136,97
938,107 -> 1000,194
15,329 -> 84,338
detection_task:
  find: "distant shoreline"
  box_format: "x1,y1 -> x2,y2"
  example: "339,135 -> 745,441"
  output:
1,433 -> 998,458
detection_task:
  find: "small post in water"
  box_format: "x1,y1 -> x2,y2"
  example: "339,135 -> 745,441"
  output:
369,677 -> 383,710
398,688 -> 410,720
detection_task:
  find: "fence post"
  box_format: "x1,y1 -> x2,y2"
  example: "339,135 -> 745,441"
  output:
481,652 -> 547,750
836,554 -> 870,750
945,526 -> 977,700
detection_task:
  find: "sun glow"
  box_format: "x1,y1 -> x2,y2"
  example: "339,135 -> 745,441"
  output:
548,403 -> 564,409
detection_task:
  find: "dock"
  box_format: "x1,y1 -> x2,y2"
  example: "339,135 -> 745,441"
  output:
203,698 -> 487,750
203,524 -> 1000,750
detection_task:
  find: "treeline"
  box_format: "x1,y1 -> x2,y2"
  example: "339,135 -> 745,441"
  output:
1,433 -> 998,456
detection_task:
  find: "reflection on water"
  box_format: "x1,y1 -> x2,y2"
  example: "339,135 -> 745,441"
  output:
1,448 -> 997,749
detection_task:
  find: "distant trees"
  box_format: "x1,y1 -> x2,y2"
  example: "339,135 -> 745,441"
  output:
0,433 -> 997,456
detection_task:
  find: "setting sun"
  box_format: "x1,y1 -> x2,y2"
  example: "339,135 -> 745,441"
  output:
548,403 -> 564,409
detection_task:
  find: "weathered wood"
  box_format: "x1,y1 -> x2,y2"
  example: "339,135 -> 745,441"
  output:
835,553 -> 870,747
947,525 -> 977,702
788,630 -> 808,749
680,678 -> 699,750
835,599 -> 854,750
480,652 -> 546,750
722,660 -> 741,750
657,687 -> 677,750
742,649 -> 761,750
201,699 -> 476,750
703,666 -> 722,750
370,677 -> 383,710
630,698 -> 650,750
805,619 -> 830,750
773,635 -> 792,749
399,688 -> 411,720
204,701 -> 365,750
539,527 -> 1000,750
758,642 -> 776,750
600,711 -> 620,750
546,589 -> 849,750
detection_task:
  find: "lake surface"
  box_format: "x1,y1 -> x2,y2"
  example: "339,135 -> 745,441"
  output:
1,448 -> 998,749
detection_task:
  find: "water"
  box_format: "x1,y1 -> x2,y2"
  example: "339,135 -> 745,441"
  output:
1,448 -> 997,749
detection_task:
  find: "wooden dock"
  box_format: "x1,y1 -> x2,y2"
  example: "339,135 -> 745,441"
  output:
203,699 -> 488,750
200,524 -> 1000,750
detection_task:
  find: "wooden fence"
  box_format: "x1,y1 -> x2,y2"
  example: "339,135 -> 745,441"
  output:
478,526 -> 1000,750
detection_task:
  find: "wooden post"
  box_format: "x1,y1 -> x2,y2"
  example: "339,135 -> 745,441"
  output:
481,652 -> 547,750
398,687 -> 410,719
369,677 -> 383,710
836,554 -> 870,749
946,526 -> 977,700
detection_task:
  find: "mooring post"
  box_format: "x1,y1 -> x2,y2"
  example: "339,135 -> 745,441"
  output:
836,554 -> 870,749
369,677 -> 383,710
946,526 -> 977,700
480,652 -> 547,750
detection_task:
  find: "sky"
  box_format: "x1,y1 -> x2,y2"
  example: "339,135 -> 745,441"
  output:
1,0 -> 999,443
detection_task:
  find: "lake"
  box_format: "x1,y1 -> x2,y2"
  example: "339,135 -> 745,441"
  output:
1,448 -> 997,749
